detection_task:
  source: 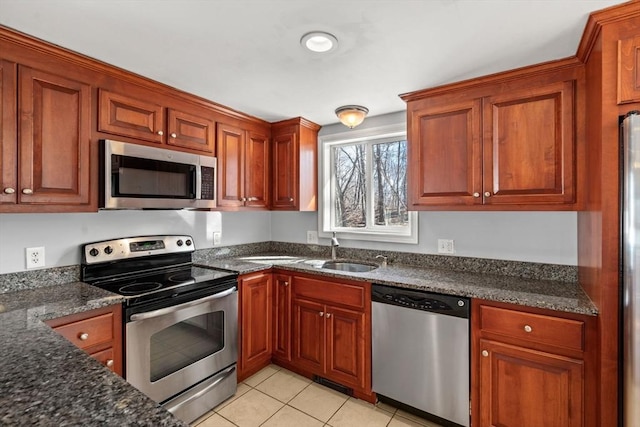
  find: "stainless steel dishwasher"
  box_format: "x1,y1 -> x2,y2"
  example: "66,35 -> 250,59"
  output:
372,284 -> 470,427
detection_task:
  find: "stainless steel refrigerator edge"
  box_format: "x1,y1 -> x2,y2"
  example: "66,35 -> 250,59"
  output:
622,111 -> 640,427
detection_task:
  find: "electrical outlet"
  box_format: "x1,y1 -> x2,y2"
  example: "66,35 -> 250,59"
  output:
307,230 -> 318,244
437,239 -> 455,254
26,247 -> 45,269
213,232 -> 222,245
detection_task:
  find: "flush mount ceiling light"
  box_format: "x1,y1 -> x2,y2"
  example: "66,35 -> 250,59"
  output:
335,105 -> 369,129
300,31 -> 338,53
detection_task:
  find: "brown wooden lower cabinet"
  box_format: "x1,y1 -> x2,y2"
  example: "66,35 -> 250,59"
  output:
472,299 -> 595,427
45,304 -> 123,376
238,271 -> 272,381
237,270 -> 372,399
290,273 -> 371,398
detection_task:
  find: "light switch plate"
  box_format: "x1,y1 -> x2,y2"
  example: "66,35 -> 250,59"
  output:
307,230 -> 318,244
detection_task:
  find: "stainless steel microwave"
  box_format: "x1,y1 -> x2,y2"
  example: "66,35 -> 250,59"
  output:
100,139 -> 216,209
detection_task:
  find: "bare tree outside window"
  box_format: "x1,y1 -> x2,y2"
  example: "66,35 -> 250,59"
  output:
331,139 -> 408,230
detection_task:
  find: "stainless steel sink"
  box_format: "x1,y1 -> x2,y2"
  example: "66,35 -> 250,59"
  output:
321,261 -> 378,273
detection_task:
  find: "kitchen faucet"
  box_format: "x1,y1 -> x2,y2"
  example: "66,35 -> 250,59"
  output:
330,232 -> 340,260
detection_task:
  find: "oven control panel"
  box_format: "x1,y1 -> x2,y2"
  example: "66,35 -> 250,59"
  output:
83,235 -> 194,264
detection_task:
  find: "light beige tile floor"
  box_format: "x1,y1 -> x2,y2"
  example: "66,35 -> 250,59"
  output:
191,365 -> 444,427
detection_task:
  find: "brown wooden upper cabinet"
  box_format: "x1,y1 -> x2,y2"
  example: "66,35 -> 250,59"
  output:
216,121 -> 270,209
98,89 -> 215,154
402,62 -> 581,210
1,61 -> 92,212
618,35 -> 640,105
271,117 -> 321,211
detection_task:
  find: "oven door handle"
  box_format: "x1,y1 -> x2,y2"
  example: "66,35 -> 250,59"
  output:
130,286 -> 237,321
164,364 -> 236,414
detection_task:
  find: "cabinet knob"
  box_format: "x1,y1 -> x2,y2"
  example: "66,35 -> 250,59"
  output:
106,359 -> 114,368
241,197 -> 247,202
157,130 -> 164,136
289,198 -> 294,202
248,197 -> 257,201
326,313 -> 331,318
170,133 -> 177,138
3,187 -> 15,194
283,281 -> 289,286
484,191 -> 491,197
319,312 -> 324,317
78,332 -> 89,341
473,192 -> 480,198
524,325 -> 532,333
22,188 -> 33,195
482,350 -> 489,357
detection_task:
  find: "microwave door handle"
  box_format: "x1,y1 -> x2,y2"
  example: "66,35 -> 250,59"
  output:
195,165 -> 202,199
130,286 -> 236,321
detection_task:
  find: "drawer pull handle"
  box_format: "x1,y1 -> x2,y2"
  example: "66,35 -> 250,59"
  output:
106,359 -> 114,368
524,325 -> 532,333
482,350 -> 489,357
79,332 -> 89,341
3,187 -> 15,194
319,312 -> 324,317
22,188 -> 33,195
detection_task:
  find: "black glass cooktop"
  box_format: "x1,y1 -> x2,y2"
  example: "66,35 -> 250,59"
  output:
89,265 -> 238,306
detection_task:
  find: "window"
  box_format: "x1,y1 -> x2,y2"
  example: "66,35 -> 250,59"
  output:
320,124 -> 417,243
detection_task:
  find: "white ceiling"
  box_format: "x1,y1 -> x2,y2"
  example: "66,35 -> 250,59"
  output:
0,0 -> 623,126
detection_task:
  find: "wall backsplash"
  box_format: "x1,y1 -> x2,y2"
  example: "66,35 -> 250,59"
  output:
0,208 -> 576,274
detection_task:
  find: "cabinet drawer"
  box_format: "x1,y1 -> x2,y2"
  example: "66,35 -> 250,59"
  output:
293,276 -> 366,310
479,305 -> 584,351
90,347 -> 116,372
53,312 -> 114,350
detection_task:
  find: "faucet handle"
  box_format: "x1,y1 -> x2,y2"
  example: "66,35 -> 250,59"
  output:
375,255 -> 388,267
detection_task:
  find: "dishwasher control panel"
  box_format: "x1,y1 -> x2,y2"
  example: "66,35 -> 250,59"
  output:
372,283 -> 469,319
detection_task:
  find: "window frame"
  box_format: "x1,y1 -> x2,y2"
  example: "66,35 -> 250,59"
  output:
319,122 -> 418,244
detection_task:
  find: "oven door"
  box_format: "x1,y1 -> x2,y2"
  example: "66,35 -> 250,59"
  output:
125,286 -> 237,404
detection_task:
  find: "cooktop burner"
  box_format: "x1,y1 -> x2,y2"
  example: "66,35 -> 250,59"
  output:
119,282 -> 163,294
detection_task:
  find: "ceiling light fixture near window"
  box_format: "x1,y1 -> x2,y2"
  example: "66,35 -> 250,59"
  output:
301,31 -> 338,53
335,105 -> 369,129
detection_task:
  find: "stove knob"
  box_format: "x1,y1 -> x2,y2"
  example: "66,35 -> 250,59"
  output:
177,240 -> 184,247
89,248 -> 99,257
185,239 -> 192,246
104,246 -> 113,255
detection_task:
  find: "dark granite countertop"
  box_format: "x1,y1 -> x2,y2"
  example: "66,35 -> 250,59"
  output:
198,254 -> 597,316
0,282 -> 187,427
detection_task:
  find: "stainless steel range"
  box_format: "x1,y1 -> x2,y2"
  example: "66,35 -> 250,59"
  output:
81,235 -> 238,424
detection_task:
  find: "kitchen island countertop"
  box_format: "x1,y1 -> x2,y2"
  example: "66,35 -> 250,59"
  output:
0,282 -> 187,427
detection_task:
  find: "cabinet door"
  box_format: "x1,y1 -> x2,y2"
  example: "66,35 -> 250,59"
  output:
407,98 -> 482,206
271,130 -> 298,209
240,273 -> 272,377
272,273 -> 292,362
18,66 -> 91,205
167,107 -> 215,154
618,35 -> 640,104
479,339 -> 583,427
325,305 -> 366,389
244,129 -> 270,208
482,80 -> 575,205
216,123 -> 245,207
0,60 -> 17,205
98,89 -> 164,143
292,298 -> 325,373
